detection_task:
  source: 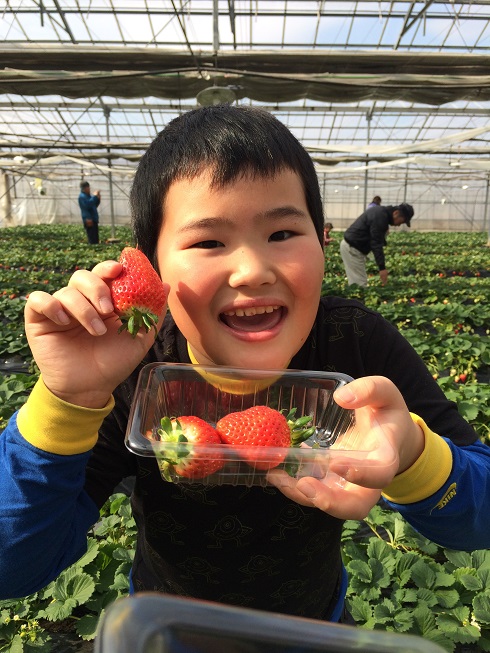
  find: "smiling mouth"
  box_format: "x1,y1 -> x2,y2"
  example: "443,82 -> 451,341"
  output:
219,306 -> 284,332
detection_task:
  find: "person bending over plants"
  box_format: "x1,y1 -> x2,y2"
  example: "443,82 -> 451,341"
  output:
1,105 -> 489,624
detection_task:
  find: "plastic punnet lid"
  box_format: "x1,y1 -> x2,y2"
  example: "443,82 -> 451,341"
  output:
95,594 -> 448,653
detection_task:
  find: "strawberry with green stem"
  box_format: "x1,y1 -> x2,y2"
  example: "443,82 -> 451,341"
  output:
216,405 -> 315,471
110,247 -> 166,338
155,415 -> 225,480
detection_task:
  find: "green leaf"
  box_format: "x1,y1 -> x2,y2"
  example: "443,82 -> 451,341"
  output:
458,401 -> 479,421
112,547 -> 134,563
434,589 -> 460,609
346,595 -> 372,623
347,560 -> 372,583
434,571 -> 456,588
478,630 -> 490,652
75,538 -> 99,568
76,613 -> 100,640
417,588 -> 438,607
42,597 -> 78,621
411,559 -> 436,589
392,609 -> 414,633
474,591 -> 490,625
6,634 -> 24,653
52,571 -> 95,605
473,550 -> 490,570
459,573 -> 483,591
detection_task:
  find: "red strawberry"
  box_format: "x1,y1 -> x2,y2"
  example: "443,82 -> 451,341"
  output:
155,415 -> 224,480
216,406 -> 314,471
110,247 -> 166,338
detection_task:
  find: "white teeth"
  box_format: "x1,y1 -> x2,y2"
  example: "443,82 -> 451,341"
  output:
223,305 -> 279,317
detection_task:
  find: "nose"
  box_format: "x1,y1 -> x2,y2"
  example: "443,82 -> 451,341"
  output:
228,247 -> 277,288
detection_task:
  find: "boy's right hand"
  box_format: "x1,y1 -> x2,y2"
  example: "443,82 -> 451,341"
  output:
24,261 -> 168,409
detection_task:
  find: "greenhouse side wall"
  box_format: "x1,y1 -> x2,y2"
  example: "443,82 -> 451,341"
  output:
1,169 -> 489,232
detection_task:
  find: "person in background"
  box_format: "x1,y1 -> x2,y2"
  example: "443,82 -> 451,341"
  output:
78,181 -> 101,245
367,195 -> 381,208
323,222 -> 334,246
1,107 -> 488,625
340,202 -> 414,287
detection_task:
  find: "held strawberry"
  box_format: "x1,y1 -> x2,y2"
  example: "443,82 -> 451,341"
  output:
216,405 -> 315,471
110,247 -> 166,338
155,416 -> 225,480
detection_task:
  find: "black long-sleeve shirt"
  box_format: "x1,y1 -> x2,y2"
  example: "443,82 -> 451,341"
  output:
343,205 -> 396,270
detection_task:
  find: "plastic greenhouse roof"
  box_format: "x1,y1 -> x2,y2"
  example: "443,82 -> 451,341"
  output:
1,1 -> 490,178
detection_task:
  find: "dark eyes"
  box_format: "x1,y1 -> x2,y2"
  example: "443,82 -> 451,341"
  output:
191,240 -> 223,249
191,231 -> 293,248
269,230 -> 293,242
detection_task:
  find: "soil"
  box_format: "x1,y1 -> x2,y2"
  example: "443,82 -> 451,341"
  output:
49,632 -> 94,652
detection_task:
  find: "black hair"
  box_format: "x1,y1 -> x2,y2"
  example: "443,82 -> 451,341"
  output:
130,105 -> 324,267
80,181 -> 90,190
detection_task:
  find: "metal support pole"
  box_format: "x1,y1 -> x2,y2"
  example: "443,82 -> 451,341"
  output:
363,110 -> 372,209
103,104 -> 118,242
483,172 -> 490,246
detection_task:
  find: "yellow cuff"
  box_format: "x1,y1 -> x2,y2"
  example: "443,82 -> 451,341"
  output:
17,377 -> 115,456
382,413 -> 453,505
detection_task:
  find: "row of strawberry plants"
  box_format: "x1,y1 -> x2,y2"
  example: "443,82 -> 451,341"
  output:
0,225 -> 489,652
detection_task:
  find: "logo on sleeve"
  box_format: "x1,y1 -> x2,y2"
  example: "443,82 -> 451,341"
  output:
432,482 -> 457,512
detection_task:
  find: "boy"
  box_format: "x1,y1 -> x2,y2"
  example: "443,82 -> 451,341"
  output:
1,106 -> 489,621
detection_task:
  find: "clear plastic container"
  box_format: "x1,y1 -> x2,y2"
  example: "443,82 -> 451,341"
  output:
125,363 -> 395,487
95,593 -> 447,653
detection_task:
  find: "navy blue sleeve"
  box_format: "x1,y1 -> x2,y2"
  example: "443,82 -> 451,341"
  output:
384,439 -> 490,551
0,413 -> 101,599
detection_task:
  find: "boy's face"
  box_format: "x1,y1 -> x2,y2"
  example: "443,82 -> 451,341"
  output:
156,168 -> 325,370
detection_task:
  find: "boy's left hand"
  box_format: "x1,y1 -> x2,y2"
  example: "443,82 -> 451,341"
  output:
267,376 -> 425,519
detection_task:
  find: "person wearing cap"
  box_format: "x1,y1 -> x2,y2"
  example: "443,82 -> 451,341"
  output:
340,202 -> 414,286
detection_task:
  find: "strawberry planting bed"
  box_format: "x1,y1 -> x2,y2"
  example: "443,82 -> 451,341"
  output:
0,225 -> 489,652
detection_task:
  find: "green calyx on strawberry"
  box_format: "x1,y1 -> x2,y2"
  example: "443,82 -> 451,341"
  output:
110,247 -> 166,338
216,405 -> 315,471
155,415 -> 224,480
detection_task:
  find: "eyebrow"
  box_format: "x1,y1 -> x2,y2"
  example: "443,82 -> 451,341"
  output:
177,206 -> 309,233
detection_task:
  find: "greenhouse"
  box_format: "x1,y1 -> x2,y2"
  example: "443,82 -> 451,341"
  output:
1,1 -> 490,234
0,3 -> 489,653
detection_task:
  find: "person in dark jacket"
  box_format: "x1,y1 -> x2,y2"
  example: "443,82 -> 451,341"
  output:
78,181 -> 101,244
340,203 -> 414,286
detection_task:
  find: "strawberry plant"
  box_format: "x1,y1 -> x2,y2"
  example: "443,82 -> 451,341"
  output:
0,225 -> 489,650
0,493 -> 136,652
342,506 -> 490,652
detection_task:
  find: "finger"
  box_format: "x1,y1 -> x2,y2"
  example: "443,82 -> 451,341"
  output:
334,375 -> 406,412
25,291 -> 72,327
90,260 -> 121,279
51,286 -> 110,336
67,269 -> 116,316
295,476 -> 382,520
267,470 -> 381,520
327,452 -> 398,490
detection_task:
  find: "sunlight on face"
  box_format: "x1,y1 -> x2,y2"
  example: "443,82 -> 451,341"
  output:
156,168 -> 325,370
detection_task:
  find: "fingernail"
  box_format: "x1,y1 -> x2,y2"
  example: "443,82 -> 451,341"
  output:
56,311 -> 70,325
335,386 -> 356,404
99,297 -> 113,314
91,318 -> 107,335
